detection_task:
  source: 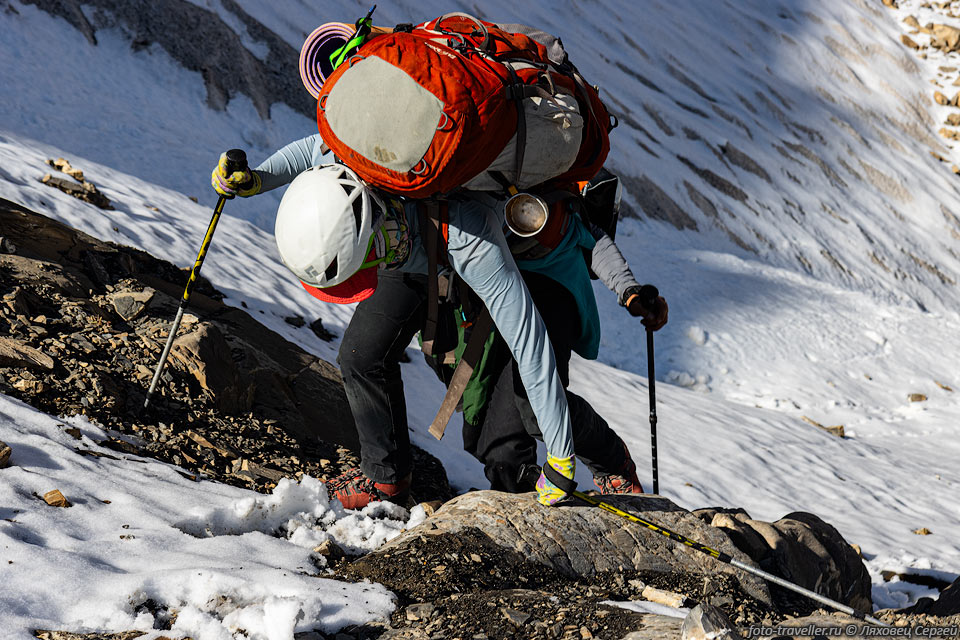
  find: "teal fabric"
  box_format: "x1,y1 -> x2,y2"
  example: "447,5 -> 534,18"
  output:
516,216 -> 600,360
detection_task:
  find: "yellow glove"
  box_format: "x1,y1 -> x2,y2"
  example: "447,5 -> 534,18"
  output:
536,454 -> 576,506
210,151 -> 261,198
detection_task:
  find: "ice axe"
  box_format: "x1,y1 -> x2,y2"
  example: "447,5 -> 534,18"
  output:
517,465 -> 888,627
142,149 -> 248,409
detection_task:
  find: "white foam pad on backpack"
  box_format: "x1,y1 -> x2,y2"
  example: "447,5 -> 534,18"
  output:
325,56 -> 444,173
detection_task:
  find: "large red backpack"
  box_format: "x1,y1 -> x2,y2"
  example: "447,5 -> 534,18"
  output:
316,13 -> 614,198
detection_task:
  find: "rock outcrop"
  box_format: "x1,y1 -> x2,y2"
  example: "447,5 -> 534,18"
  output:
23,0 -> 313,119
365,492 -> 773,606
903,576 -> 960,617
0,197 -> 451,502
693,507 -> 872,613
340,490 -> 886,638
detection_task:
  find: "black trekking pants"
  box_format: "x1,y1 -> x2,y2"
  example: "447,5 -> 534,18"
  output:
462,271 -> 630,492
338,270 -> 428,484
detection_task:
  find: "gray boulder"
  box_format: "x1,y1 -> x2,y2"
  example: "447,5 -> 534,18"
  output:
373,491 -> 773,606
693,507 -> 872,613
681,603 -> 736,639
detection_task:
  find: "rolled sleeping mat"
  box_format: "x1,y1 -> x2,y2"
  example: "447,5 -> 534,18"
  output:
299,22 -> 355,98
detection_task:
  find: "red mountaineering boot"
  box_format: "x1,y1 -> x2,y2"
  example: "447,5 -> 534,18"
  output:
326,467 -> 411,510
594,447 -> 644,495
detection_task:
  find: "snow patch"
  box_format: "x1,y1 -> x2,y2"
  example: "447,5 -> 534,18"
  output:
686,325 -> 708,346
174,475 -> 415,555
666,370 -> 712,392
0,394 -> 397,638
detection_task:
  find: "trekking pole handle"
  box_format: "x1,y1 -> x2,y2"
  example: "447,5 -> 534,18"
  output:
224,148 -> 248,175
638,284 -> 659,309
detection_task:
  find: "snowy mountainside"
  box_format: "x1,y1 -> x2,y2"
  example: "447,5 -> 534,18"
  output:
1,130 -> 956,638
1,0 -> 960,629
6,0 -> 960,313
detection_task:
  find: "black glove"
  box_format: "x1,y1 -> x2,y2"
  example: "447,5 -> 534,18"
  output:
623,284 -> 669,331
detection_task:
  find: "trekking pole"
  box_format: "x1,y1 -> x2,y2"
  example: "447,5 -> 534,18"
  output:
635,284 -> 660,494
647,328 -> 658,494
517,466 -> 888,627
143,149 -> 248,410
329,4 -> 376,71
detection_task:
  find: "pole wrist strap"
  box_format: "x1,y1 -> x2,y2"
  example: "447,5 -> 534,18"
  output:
542,462 -> 577,494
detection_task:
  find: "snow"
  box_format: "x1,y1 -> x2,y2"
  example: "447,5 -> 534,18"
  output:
0,393 -> 405,639
1,0 -> 960,637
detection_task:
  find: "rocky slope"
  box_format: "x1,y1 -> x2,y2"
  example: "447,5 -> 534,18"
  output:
0,195 -> 884,640
0,196 -> 451,502
2,176 -> 958,639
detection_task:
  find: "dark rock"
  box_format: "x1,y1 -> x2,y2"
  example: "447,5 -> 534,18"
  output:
25,0 -> 314,121
620,173 -> 699,230
680,604 -> 735,640
903,576 -> 960,616
621,615 -> 684,639
284,314 -> 306,328
720,142 -> 772,183
0,440 -> 11,468
40,173 -> 112,209
172,322 -> 255,415
693,507 -> 872,614
405,602 -> 436,621
365,492 -> 772,607
314,539 -> 347,565
0,337 -> 55,370
109,288 -> 154,321
3,285 -> 43,317
501,607 -> 531,625
676,155 -> 749,203
309,317 -> 336,342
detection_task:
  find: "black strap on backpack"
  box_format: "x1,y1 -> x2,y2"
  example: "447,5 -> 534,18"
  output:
419,200 -> 447,357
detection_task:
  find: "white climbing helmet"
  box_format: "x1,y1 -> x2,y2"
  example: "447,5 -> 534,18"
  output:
275,163 -> 385,297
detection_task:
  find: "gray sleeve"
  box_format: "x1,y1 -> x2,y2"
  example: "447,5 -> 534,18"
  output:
588,223 -> 640,304
253,134 -> 331,193
445,198 -> 574,459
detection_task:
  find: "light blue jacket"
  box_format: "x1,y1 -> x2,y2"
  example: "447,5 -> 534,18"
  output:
255,135 -> 575,458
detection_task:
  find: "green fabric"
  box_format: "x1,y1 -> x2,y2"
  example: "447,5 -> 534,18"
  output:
515,215 -> 601,359
454,321 -> 505,427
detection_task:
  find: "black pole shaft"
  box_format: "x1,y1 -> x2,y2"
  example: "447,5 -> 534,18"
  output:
647,329 -> 658,494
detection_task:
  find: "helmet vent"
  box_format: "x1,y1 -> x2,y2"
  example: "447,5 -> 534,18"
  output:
351,194 -> 364,235
324,256 -> 338,282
